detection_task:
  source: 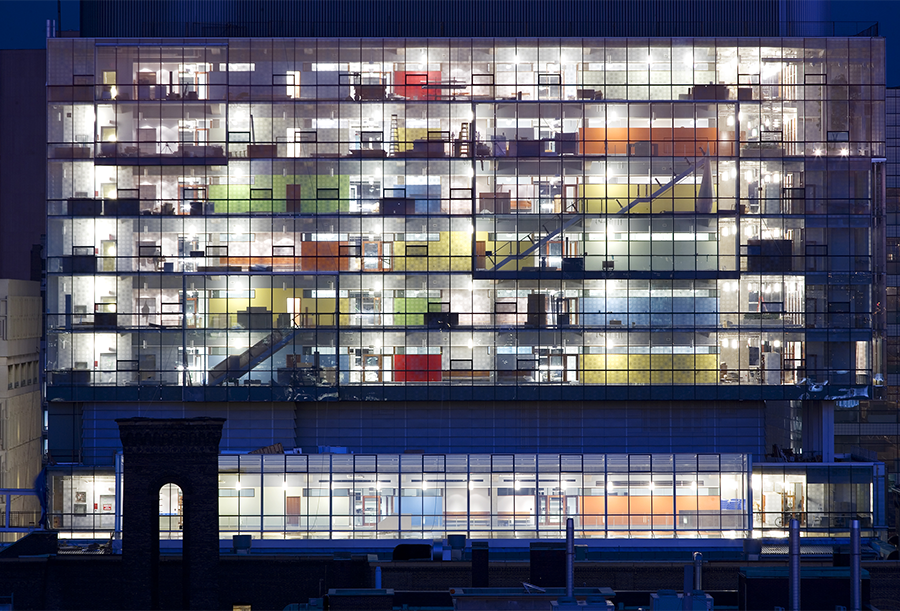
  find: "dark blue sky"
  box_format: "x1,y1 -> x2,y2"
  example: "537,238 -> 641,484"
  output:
0,0 -> 897,85
831,0 -> 900,86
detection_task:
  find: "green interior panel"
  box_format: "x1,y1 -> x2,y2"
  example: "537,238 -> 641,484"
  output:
209,175 -> 350,213
393,297 -> 426,326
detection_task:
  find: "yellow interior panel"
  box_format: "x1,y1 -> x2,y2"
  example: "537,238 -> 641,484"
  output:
395,127 -> 429,152
579,183 -> 717,214
394,231 -> 472,271
580,353 -> 718,385
206,290 -> 347,328
482,239 -> 535,271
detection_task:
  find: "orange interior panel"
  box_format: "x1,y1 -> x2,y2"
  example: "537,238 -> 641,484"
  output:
299,241 -> 349,271
579,127 -> 733,156
219,257 -> 300,269
581,494 -> 721,528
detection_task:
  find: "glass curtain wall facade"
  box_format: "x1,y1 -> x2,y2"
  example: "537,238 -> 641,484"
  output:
45,37 -> 885,403
47,453 -> 885,541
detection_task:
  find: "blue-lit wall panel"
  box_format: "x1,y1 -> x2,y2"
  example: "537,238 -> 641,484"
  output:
79,0 -> 835,38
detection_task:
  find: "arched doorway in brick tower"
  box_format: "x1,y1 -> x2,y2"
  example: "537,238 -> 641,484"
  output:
116,417 -> 224,610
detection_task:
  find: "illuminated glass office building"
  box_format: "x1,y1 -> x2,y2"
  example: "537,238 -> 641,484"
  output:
43,35 -> 887,540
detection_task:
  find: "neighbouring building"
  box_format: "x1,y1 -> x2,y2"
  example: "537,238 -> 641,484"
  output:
0,279 -> 43,541
0,50 -> 48,282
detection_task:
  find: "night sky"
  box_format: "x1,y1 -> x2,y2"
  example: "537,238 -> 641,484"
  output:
0,0 -> 897,85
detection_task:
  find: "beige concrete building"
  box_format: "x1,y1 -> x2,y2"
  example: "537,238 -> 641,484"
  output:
0,279 -> 42,540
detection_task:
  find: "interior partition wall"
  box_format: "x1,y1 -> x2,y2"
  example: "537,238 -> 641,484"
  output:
45,37 -> 885,407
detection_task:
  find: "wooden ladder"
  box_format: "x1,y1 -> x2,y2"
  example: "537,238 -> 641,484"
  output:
458,121 -> 471,157
389,114 -> 400,156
